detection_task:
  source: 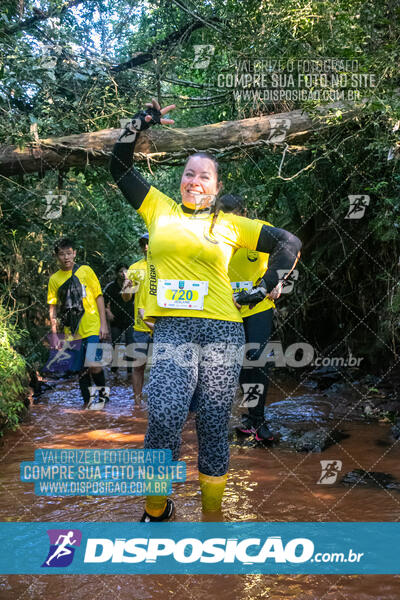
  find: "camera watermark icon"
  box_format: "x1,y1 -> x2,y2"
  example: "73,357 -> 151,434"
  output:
87,386 -> 110,410
277,269 -> 299,294
268,118 -> 291,144
240,383 -> 264,408
345,195 -> 370,219
317,460 -> 342,484
190,193 -> 216,216
39,44 -> 61,70
43,191 -> 67,220
119,117 -> 143,143
192,45 -> 215,69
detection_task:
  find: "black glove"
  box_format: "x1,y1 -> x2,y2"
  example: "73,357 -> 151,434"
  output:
119,107 -> 162,141
234,279 -> 268,308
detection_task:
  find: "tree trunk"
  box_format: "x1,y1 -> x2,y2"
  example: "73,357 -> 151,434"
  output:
0,102 -> 361,177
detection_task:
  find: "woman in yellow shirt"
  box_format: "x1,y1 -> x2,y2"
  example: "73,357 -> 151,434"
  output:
110,99 -> 301,521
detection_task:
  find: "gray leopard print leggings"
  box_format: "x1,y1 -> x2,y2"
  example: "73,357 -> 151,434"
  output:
145,317 -> 245,476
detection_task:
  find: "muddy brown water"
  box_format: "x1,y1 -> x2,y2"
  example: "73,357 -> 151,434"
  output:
1,372 -> 400,599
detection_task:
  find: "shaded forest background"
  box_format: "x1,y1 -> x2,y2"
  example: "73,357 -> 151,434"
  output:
0,0 -> 399,431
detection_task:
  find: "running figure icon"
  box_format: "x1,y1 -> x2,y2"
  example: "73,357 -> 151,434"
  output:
45,338 -> 75,371
240,383 -> 264,408
317,460 -> 343,484
45,531 -> 77,565
42,528 -> 82,568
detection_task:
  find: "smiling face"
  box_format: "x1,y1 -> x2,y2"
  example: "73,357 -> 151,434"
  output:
56,247 -> 76,271
180,155 -> 221,209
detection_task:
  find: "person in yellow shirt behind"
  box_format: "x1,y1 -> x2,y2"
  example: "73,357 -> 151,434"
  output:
47,238 -> 109,407
221,194 -> 282,443
124,232 -> 154,403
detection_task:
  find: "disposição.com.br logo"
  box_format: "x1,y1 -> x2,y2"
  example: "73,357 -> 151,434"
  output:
41,529 -> 82,567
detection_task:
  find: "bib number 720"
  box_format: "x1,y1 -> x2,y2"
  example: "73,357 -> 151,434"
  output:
157,279 -> 208,310
169,289 -> 196,301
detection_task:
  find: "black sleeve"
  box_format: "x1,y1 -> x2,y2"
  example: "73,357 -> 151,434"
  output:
256,225 -> 302,292
110,113 -> 154,210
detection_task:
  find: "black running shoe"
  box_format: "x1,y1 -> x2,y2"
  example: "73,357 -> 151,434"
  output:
140,499 -> 175,522
252,422 -> 275,443
236,413 -> 254,436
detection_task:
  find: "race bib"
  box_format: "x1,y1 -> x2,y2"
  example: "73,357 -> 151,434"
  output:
157,280 -> 208,310
231,281 -> 253,294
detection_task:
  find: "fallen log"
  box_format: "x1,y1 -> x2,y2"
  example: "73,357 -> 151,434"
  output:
0,102 -> 362,177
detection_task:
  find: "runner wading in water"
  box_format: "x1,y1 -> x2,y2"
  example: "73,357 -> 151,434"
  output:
104,263 -> 135,378
220,194 -> 281,443
47,238 -> 109,408
110,99 -> 301,521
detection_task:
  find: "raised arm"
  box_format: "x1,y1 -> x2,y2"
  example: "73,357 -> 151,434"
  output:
110,99 -> 175,210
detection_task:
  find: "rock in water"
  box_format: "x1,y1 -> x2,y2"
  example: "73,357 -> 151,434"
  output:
262,397 -> 345,452
391,419 -> 400,440
305,367 -> 343,390
341,469 -> 400,489
264,396 -> 333,424
294,428 -> 334,453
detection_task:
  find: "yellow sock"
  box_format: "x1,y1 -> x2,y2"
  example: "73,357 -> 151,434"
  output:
145,495 -> 168,517
199,472 -> 228,512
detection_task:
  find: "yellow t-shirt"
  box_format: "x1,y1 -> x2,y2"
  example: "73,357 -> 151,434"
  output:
127,258 -> 152,333
138,186 -> 263,322
47,265 -> 102,338
228,219 -> 276,319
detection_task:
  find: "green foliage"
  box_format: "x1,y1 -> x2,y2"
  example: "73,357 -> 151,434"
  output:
0,303 -> 28,435
0,166 -> 147,367
0,0 -> 399,377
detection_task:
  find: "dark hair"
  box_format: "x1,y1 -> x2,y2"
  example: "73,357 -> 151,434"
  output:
54,238 -> 75,254
139,233 -> 149,247
115,263 -> 128,272
218,194 -> 245,215
184,152 -> 219,178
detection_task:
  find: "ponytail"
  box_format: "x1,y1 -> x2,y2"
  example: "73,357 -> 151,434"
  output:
209,196 -> 222,237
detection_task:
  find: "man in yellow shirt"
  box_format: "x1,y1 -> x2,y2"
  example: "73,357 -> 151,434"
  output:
124,233 -> 153,402
47,238 -> 109,407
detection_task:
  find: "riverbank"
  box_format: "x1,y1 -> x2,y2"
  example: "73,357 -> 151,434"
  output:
1,372 -> 400,599
0,306 -> 29,437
